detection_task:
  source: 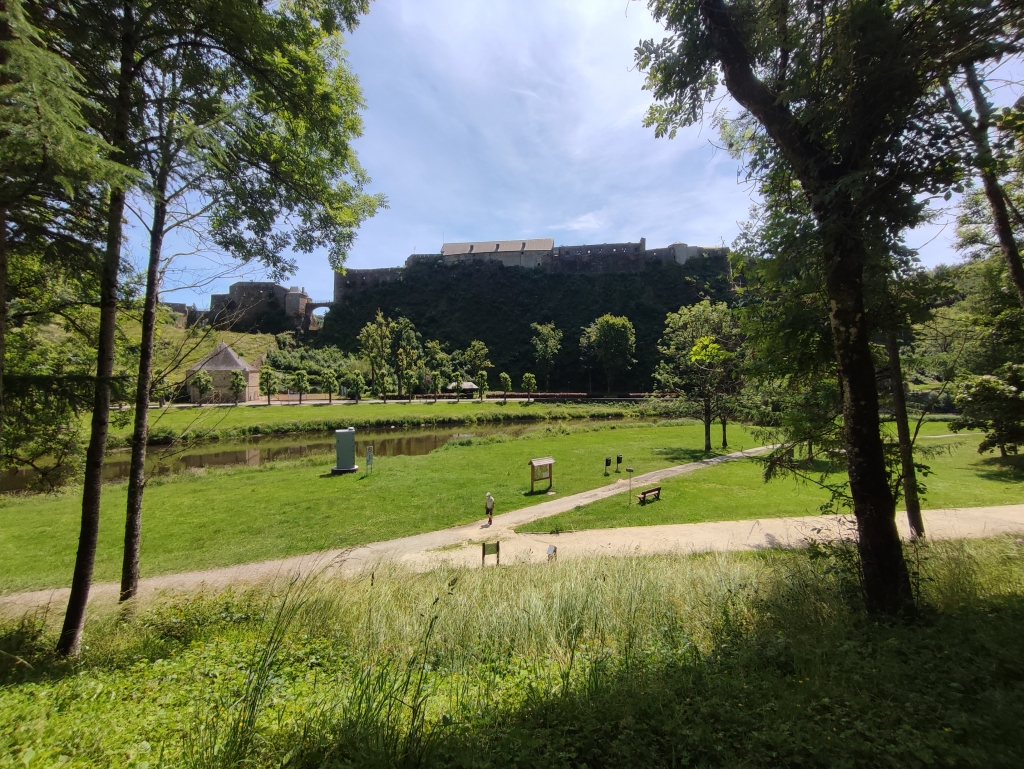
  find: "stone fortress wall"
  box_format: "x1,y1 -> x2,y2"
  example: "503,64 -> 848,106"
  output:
203,282 -> 329,333
333,238 -> 727,303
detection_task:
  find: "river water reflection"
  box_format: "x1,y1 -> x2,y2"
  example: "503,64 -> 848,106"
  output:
0,424 -> 520,492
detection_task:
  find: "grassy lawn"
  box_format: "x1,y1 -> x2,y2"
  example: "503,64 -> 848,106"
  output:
517,424 -> 1023,533
0,422 -> 756,594
112,398 -> 649,446
3,538 -> 1024,768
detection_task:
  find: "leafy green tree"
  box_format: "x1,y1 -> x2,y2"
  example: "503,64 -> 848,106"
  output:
190,371 -> 213,404
462,340 -> 492,377
530,322 -> 562,391
953,364 -> 1024,457
392,317 -> 421,400
50,0 -> 376,655
341,369 -> 364,402
320,369 -> 338,405
656,300 -> 739,452
428,370 -> 443,402
228,370 -> 247,404
451,369 -> 465,402
292,369 -> 310,404
499,372 -> 512,404
0,0 -> 131,444
259,366 -> 279,405
476,369 -> 488,401
634,0 -> 1022,615
581,315 -> 635,394
521,372 -> 537,402
357,310 -> 392,395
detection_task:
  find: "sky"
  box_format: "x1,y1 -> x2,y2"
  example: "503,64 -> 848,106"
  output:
149,0 -> 1016,309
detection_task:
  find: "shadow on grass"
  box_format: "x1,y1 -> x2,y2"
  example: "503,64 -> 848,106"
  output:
650,446 -> 719,463
522,488 -> 556,497
975,453 -> 1024,484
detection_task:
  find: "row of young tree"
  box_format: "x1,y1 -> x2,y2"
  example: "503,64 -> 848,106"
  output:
1,0 -> 383,655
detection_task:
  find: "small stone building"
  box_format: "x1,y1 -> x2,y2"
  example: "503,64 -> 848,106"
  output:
186,343 -> 261,403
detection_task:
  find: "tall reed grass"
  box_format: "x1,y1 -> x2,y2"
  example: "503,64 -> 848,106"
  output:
3,537 -> 1023,767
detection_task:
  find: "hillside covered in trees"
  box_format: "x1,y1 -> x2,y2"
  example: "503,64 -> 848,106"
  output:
317,254 -> 732,392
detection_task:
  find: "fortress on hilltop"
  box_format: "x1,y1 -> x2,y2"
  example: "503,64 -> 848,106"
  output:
333,237 -> 727,304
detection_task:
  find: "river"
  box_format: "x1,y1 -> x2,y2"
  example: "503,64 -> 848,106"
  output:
0,424 -> 521,493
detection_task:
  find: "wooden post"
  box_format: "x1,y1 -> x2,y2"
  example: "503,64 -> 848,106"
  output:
482,541 -> 499,567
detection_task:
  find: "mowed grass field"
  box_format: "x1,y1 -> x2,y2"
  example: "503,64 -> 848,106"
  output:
0,422 -> 755,594
518,423 -> 1023,533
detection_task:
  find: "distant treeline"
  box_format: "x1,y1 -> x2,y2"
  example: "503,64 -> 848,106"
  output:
317,254 -> 732,392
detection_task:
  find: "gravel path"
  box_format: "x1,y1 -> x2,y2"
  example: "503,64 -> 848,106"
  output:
4,445 -> 1022,615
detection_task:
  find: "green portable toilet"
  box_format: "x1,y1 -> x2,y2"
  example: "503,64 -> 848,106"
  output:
331,427 -> 358,474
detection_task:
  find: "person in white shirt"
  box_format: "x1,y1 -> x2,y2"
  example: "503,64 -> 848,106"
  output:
485,492 -> 495,525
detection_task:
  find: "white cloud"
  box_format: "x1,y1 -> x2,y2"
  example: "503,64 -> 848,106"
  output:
550,211 -> 607,232
165,0 -> 1020,308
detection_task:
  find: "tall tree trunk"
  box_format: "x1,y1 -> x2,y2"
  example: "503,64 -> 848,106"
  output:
695,0 -> 912,615
824,251 -> 914,617
0,16 -> 10,453
954,66 -> 1024,306
57,7 -> 135,656
120,168 -> 168,602
885,331 -> 925,539
703,397 -> 712,453
0,206 -> 8,451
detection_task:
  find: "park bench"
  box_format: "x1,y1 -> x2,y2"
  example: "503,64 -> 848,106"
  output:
636,486 -> 661,505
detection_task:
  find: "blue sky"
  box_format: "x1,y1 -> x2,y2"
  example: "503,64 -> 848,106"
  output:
150,0 -> 1010,309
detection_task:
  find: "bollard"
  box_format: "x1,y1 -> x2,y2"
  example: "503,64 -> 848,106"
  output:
331,427 -> 359,474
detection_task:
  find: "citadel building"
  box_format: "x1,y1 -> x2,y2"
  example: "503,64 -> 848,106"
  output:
333,238 -> 726,304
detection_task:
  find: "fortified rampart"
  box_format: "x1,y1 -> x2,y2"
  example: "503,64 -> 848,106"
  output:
203,282 -> 324,333
334,238 -> 727,303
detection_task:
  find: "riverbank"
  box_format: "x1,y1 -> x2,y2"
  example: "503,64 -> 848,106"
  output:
108,399 -> 673,448
0,422 -> 749,594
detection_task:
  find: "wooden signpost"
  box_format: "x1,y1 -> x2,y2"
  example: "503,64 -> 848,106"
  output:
528,457 -> 554,493
482,541 -> 500,567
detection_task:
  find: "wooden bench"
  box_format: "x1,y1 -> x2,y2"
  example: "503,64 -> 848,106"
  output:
636,486 -> 661,505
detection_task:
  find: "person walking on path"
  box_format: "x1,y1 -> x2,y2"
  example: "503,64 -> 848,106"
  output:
485,492 -> 495,526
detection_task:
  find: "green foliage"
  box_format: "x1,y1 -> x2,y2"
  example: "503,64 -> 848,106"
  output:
581,314 -> 636,393
953,364 -> 1024,456
460,339 -> 491,376
320,258 -> 731,391
499,371 -> 512,400
319,369 -> 338,402
357,310 -> 393,394
0,0 -> 133,211
393,317 -> 422,399
190,371 -> 213,402
3,538 -> 1024,767
341,369 -> 365,401
258,367 -> 279,403
228,370 -> 247,403
475,369 -> 488,401
291,370 -> 310,403
657,300 -> 739,389
521,372 -> 537,398
1,324 -> 92,490
530,321 -> 562,390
